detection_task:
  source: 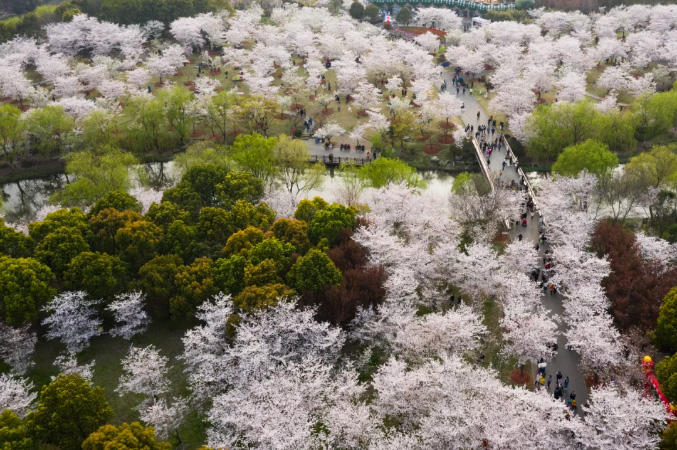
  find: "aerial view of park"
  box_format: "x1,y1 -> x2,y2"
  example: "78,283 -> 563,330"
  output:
0,0 -> 676,447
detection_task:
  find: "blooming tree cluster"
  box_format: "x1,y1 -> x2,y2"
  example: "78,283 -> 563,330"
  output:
535,174 -> 624,371
441,5 -> 676,141
0,323 -> 37,375
106,291 -> 151,339
0,374 -> 36,418
41,291 -> 103,354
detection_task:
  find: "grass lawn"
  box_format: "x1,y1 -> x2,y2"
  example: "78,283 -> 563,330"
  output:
28,321 -> 206,448
477,296 -> 529,387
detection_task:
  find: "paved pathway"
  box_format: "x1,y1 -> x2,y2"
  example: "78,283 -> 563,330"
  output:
449,75 -> 588,410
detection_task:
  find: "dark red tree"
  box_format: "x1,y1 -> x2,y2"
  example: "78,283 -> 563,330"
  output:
591,221 -> 677,331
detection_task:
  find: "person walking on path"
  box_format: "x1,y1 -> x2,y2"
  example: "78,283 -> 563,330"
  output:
563,376 -> 569,392
547,374 -> 552,391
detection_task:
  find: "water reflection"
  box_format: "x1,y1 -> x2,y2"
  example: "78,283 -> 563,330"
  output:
1,174 -> 67,223
1,164 -> 458,224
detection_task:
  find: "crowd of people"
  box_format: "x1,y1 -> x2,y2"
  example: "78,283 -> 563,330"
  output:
536,361 -> 577,411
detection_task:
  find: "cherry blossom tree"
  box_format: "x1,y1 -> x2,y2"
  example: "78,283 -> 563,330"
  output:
556,70 -> 587,103
117,344 -> 170,400
314,122 -> 345,144
0,323 -> 36,375
107,291 -> 150,340
370,355 -> 576,447
414,32 -> 440,53
414,7 -> 462,32
181,294 -> 233,403
52,352 -> 95,382
41,292 -> 103,354
578,384 -> 668,449
139,397 -> 188,440
0,374 -> 36,418
146,45 -> 188,82
352,81 -> 381,113
436,92 -> 463,131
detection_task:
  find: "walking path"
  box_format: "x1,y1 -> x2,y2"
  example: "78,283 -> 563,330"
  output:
449,76 -> 588,410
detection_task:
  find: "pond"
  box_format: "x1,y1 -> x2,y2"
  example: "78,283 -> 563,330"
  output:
0,162 -> 458,225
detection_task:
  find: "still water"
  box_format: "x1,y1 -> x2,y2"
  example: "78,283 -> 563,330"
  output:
0,163 -> 457,225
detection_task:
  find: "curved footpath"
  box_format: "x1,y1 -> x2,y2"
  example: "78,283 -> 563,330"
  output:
450,78 -> 589,410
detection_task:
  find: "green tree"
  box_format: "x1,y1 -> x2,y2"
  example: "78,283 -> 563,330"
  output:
357,157 -> 424,188
655,287 -> 677,353
161,183 -> 203,219
64,252 -> 128,299
163,219 -> 198,261
389,109 -> 416,150
145,201 -> 192,231
213,254 -> 247,295
661,422 -> 677,450
197,206 -> 236,252
34,227 -> 90,276
294,197 -> 329,223
309,204 -> 356,245
591,109 -> 636,154
287,248 -> 342,292
526,101 -> 598,162
552,140 -> 619,177
514,0 -> 534,9
137,254 -> 183,318
163,165 -> 230,214
0,410 -> 34,450
452,172 -> 491,196
232,95 -> 278,137
115,221 -> 163,271
0,218 -> 33,258
27,374 -> 113,450
244,258 -> 282,286
633,87 -> 677,141
0,103 -> 24,165
222,226 -> 265,257
230,200 -> 276,232
82,422 -> 170,450
395,6 -> 411,24
174,142 -> 230,174
89,191 -> 142,218
121,94 -> 171,155
215,171 -> 265,208
22,106 -> 73,157
51,147 -> 138,208
247,238 -> 295,276
88,208 -> 143,254
159,86 -> 193,146
79,110 -> 119,150
28,208 -> 89,243
206,90 -> 235,145
349,1 -> 364,19
656,352 -> 677,403
0,256 -> 55,325
170,257 -> 216,323
364,3 -> 381,24
233,283 -> 294,312
625,145 -> 677,189
271,218 -> 310,254
274,134 -> 324,196
229,133 -> 278,186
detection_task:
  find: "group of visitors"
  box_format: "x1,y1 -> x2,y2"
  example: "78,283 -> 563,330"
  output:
304,116 -> 314,132
536,361 -> 577,410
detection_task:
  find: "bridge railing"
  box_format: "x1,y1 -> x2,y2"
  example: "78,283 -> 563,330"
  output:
471,136 -> 495,193
501,135 -> 537,210
371,0 -> 515,11
310,155 -> 371,166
